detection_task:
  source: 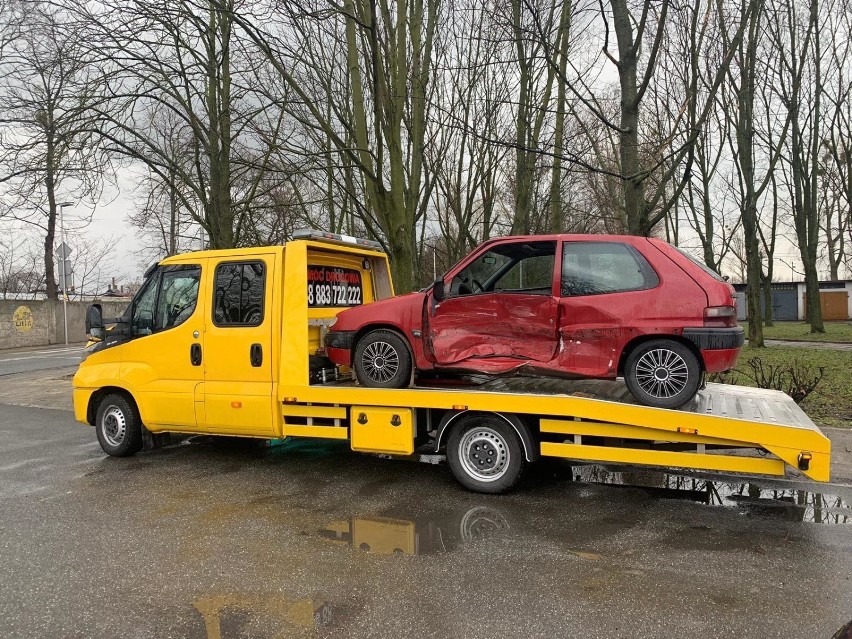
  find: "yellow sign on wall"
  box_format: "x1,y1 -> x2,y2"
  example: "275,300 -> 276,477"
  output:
13,306 -> 34,332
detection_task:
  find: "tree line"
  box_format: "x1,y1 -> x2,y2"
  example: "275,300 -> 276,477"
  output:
1,0 -> 850,344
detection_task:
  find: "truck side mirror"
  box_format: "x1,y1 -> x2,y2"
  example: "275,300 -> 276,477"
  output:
86,304 -> 105,341
432,279 -> 445,302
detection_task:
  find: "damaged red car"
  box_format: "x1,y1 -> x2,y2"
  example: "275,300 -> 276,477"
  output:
324,234 -> 744,408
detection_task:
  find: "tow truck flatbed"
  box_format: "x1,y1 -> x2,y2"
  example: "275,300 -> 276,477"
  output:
279,377 -> 830,483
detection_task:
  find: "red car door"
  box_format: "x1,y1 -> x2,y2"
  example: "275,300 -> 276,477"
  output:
556,240 -> 661,377
427,240 -> 559,370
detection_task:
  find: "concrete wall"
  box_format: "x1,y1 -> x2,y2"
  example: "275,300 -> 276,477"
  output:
0,300 -> 129,350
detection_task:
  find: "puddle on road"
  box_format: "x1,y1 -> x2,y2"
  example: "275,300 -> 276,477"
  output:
188,593 -> 334,638
318,505 -> 512,556
571,465 -> 851,525
316,469 -> 849,561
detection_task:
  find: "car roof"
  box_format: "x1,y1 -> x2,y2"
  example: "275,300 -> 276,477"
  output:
478,233 -> 655,245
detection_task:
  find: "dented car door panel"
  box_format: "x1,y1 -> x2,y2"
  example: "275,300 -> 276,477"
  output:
427,293 -> 559,368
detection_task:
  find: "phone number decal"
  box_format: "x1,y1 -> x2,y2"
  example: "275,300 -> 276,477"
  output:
307,266 -> 363,307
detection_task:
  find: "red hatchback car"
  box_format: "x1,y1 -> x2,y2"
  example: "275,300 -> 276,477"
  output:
324,235 -> 744,408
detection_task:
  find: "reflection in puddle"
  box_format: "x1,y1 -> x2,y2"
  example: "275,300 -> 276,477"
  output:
319,505 -> 511,555
572,466 -> 851,525
318,471 -> 850,561
193,593 -> 332,638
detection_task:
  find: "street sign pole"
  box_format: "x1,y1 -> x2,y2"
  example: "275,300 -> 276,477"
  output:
58,202 -> 74,346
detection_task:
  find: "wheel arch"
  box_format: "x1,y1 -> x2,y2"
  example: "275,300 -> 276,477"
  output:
433,410 -> 539,462
617,333 -> 705,376
87,386 -> 141,426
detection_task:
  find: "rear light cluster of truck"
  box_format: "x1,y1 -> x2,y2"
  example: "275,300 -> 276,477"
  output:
704,306 -> 737,328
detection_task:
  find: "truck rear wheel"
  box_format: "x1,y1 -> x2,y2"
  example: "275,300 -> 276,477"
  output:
447,415 -> 526,494
95,393 -> 144,457
353,330 -> 412,389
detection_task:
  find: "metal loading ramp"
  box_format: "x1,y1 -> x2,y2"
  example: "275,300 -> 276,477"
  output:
281,378 -> 831,483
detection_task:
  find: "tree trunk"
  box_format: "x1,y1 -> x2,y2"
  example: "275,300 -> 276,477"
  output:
44,135 -> 58,301
548,0 -> 572,233
610,0 -> 645,235
762,272 -> 773,327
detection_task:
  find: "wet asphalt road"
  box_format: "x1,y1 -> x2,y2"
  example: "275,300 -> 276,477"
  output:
1,402 -> 851,639
0,345 -> 82,376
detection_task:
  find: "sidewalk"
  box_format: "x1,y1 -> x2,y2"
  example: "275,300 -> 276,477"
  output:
825,427 -> 852,484
764,339 -> 852,351
0,342 -> 86,354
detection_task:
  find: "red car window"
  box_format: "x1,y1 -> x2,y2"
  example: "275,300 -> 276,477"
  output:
561,242 -> 658,296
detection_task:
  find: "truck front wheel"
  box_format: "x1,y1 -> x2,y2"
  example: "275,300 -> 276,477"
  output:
447,415 -> 526,494
95,393 -> 144,457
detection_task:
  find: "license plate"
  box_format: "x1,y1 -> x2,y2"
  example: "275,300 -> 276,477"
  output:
307,266 -> 363,307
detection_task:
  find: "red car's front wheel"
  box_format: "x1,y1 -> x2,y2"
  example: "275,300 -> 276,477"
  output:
353,330 -> 413,388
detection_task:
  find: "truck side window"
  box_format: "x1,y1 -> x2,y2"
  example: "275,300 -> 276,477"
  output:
561,242 -> 659,296
131,274 -> 159,336
213,261 -> 265,326
156,266 -> 201,330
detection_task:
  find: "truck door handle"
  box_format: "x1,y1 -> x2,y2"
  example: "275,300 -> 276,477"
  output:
190,343 -> 202,366
250,343 -> 263,367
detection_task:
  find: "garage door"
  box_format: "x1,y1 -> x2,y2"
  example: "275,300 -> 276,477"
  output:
771,288 -> 798,321
820,291 -> 849,320
804,291 -> 850,321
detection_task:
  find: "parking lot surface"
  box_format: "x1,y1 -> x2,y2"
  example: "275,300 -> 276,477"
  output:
1,394 -> 851,638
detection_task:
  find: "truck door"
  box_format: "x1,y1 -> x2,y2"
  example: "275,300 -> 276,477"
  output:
202,255 -> 275,435
427,240 -> 559,367
119,262 -> 205,431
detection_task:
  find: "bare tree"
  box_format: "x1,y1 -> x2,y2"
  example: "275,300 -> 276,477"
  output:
769,0 -> 829,332
0,2 -> 112,299
70,0 -> 294,250
223,0 -> 440,293
600,0 -> 752,236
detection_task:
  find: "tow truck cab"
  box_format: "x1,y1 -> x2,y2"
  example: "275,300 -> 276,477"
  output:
74,231 -> 392,438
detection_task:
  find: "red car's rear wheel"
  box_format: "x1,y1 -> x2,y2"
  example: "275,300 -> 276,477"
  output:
625,339 -> 701,408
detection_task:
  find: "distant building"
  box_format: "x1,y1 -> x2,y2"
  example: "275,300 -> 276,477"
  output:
732,280 -> 851,321
99,278 -> 132,298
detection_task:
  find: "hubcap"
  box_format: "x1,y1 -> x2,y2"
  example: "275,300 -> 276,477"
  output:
634,348 -> 689,399
102,406 -> 127,447
458,428 -> 510,482
361,341 -> 400,383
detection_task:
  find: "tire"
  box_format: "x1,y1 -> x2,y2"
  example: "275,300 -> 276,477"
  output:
624,339 -> 701,409
353,330 -> 412,389
447,414 -> 526,494
95,393 -> 144,457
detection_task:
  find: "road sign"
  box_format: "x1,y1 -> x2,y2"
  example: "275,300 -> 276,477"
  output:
57,242 -> 72,260
57,261 -> 73,290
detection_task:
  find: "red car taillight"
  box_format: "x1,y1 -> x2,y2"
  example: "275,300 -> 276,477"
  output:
704,305 -> 737,328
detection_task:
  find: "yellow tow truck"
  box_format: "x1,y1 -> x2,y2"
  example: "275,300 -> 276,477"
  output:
73,230 -> 831,493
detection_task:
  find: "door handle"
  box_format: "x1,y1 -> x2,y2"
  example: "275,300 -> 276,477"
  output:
250,343 -> 263,367
190,343 -> 202,366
